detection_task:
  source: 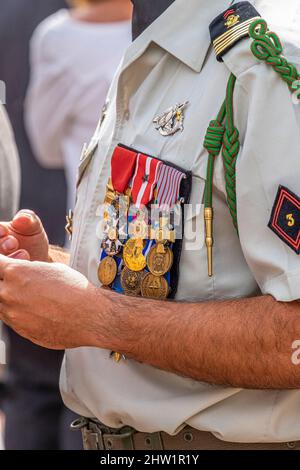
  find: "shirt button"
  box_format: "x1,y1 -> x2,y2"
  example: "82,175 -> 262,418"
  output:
124,109 -> 130,121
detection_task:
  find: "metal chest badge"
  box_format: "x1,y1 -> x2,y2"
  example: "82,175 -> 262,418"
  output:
153,101 -> 189,137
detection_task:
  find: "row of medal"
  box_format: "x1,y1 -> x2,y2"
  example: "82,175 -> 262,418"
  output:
97,145 -> 185,300
98,196 -> 175,300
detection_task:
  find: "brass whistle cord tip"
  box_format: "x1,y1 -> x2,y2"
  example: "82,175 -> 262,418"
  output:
204,207 -> 214,277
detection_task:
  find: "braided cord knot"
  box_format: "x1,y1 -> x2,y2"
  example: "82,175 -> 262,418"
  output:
203,120 -> 225,156
249,19 -> 300,98
222,127 -> 240,228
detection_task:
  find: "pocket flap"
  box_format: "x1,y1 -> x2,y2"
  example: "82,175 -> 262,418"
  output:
77,139 -> 98,188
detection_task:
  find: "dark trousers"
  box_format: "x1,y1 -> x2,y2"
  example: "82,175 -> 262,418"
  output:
2,330 -> 83,450
3,384 -> 82,450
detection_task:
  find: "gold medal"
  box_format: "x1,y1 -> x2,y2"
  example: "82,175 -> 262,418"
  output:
141,273 -> 169,299
147,244 -> 173,276
121,267 -> 145,296
123,238 -> 147,272
98,256 -> 117,286
156,241 -> 166,254
108,227 -> 118,241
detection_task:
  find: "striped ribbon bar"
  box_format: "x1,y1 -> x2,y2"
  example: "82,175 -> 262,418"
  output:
131,153 -> 162,207
155,163 -> 185,208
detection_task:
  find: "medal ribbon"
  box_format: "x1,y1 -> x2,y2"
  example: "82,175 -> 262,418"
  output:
131,153 -> 162,207
156,164 -> 185,207
111,146 -> 138,193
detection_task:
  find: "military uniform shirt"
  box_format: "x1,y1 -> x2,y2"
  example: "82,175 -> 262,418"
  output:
60,0 -> 300,443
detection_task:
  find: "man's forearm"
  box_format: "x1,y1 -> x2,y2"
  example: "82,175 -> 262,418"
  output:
49,245 -> 70,265
91,290 -> 300,389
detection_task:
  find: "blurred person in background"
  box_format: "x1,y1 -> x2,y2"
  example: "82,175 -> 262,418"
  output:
0,107 -> 20,221
25,0 -> 132,217
0,1 -> 67,245
0,105 -> 20,450
0,0 -> 82,450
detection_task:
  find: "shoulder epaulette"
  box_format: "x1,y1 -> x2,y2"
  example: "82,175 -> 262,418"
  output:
209,1 -> 260,61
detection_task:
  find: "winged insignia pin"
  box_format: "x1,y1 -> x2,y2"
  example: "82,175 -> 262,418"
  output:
153,101 -> 189,137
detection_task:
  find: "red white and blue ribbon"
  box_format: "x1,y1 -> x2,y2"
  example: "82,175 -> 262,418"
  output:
155,164 -> 185,207
131,154 -> 162,207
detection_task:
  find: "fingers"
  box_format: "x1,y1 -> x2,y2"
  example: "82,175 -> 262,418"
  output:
0,235 -> 19,254
0,221 -> 19,255
11,210 -> 43,236
0,253 -> 28,279
9,249 -> 30,261
0,223 -> 14,255
0,224 -> 9,238
0,254 -> 12,279
0,209 -> 43,256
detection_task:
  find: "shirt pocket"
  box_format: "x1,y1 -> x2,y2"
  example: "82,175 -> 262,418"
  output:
184,175 -> 205,251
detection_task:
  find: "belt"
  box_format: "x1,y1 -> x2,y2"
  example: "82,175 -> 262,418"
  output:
71,417 -> 300,451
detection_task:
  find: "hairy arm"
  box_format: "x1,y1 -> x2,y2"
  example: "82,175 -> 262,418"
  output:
49,245 -> 70,265
91,289 -> 300,389
0,251 -> 298,390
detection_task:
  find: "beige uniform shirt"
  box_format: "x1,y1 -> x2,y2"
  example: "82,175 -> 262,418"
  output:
60,0 -> 300,443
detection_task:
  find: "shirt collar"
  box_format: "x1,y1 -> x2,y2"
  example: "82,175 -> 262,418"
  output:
122,0 -> 235,73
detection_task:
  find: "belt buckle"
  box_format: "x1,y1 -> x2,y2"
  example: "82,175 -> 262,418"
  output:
71,418 -> 136,450
87,422 -> 105,450
71,417 -> 105,450
103,427 -> 135,450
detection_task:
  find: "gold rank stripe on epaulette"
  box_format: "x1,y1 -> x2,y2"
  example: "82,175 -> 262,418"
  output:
213,16 -> 261,58
210,1 -> 261,61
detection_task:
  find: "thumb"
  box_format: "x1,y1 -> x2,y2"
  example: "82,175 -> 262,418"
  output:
11,210 -> 43,236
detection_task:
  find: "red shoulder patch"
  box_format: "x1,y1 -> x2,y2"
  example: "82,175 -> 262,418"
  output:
268,185 -> 300,254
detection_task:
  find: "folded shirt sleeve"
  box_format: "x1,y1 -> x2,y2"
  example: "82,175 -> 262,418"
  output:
236,57 -> 300,302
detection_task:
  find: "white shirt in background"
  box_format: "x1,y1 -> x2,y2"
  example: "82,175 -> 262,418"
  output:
0,105 -> 20,220
25,9 -> 131,213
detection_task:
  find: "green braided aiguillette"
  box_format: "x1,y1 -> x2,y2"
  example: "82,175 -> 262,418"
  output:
249,18 -> 300,100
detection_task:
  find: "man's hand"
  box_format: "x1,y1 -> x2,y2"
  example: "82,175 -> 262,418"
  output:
0,210 -> 49,262
0,248 -> 299,390
0,254 -> 99,349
